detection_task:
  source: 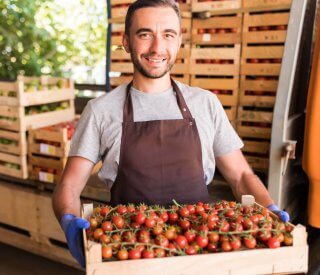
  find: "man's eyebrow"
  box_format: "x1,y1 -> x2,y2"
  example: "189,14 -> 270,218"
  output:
135,28 -> 179,35
164,29 -> 178,35
136,28 -> 153,34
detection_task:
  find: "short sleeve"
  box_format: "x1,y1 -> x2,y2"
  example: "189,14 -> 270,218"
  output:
212,97 -> 244,157
69,101 -> 101,163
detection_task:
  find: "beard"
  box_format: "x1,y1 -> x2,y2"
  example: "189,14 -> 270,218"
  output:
129,47 -> 176,79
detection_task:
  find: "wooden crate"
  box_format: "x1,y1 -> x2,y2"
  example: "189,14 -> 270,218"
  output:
176,0 -> 192,17
0,129 -> 27,156
190,44 -> 241,75
0,100 -> 75,132
242,11 -> 290,45
191,76 -> 239,106
110,0 -> 134,21
28,122 -> 76,158
110,23 -> 125,46
0,182 -> 78,268
0,151 -> 28,179
110,74 -> 133,89
241,46 -> 284,76
244,154 -> 269,171
0,76 -> 74,107
242,139 -> 270,171
243,0 -> 292,11
237,107 -> 273,139
192,0 -> 241,13
181,18 -> 192,43
192,14 -> 242,45
239,76 -> 278,107
82,196 -> 308,275
171,74 -> 190,85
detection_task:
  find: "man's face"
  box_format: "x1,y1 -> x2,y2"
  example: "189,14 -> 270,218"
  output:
123,7 -> 182,79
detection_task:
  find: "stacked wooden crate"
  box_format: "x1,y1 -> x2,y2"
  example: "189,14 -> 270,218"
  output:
28,120 -> 77,184
0,76 -> 75,179
190,1 -> 242,125
238,0 -> 292,172
109,0 -> 192,88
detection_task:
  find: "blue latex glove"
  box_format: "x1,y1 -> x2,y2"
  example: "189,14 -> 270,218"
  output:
61,214 -> 90,268
267,204 -> 290,222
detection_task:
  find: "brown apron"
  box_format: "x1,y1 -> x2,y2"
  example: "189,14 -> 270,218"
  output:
110,79 -> 210,206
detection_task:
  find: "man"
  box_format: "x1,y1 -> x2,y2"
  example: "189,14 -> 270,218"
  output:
52,0 -> 289,267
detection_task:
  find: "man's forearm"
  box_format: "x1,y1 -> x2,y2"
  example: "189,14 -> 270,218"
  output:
52,182 -> 82,221
234,173 -> 274,207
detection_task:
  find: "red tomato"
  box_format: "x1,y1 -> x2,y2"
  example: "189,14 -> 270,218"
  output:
127,204 -> 136,213
160,211 -> 169,222
100,206 -> 110,216
116,205 -> 127,215
138,230 -> 150,243
284,234 -> 293,246
134,212 -> 146,225
175,235 -> 188,249
117,249 -> 128,260
179,219 -> 191,230
225,209 -> 235,218
221,241 -> 232,252
112,215 -> 125,229
207,242 -> 218,252
243,236 -> 256,249
142,249 -> 155,258
102,246 -> 113,259
196,205 -> 205,214
196,235 -> 208,248
152,224 -> 163,236
89,217 -> 98,229
184,230 -> 196,243
258,230 -> 271,242
208,232 -> 219,243
268,237 -> 281,249
219,220 -> 230,232
155,235 -> 169,247
145,217 -> 156,228
165,227 -> 177,241
186,245 -> 197,255
187,204 -> 196,214
242,218 -> 253,229
93,228 -> 104,240
101,221 -> 113,232
99,234 -> 111,244
169,212 -> 179,224
179,207 -> 190,218
207,214 -> 219,223
154,248 -> 166,258
128,249 -> 141,260
230,237 -> 242,250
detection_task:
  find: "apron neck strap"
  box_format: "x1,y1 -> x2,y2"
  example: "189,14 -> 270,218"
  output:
123,78 -> 193,122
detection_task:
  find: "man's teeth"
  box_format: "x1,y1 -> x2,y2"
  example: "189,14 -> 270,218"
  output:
147,58 -> 165,62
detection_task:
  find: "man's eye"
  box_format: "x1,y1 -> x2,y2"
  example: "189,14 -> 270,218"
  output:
165,33 -> 175,39
139,33 -> 151,39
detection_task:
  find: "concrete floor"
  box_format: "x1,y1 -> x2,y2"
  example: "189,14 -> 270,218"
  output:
0,242 -> 84,275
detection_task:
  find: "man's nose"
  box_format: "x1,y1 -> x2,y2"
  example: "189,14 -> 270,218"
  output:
150,35 -> 165,53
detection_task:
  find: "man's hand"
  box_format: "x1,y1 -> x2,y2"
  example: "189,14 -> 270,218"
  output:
267,204 -> 290,222
61,214 -> 90,267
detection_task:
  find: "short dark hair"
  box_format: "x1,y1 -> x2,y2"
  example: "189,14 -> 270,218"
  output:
124,0 -> 181,36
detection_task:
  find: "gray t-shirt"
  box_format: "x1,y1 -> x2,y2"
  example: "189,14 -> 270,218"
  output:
69,81 -> 243,187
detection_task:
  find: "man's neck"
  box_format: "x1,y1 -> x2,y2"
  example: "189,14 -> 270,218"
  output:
132,72 -> 171,94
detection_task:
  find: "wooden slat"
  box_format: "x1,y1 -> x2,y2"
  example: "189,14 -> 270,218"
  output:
192,0 -> 241,13
243,0 -> 292,10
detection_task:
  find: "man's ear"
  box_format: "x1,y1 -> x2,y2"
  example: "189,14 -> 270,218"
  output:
122,34 -> 130,53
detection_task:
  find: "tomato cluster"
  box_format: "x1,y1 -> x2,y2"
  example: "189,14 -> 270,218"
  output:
86,200 -> 294,261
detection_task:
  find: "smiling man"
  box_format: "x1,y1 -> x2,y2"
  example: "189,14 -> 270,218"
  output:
52,0 -> 289,267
